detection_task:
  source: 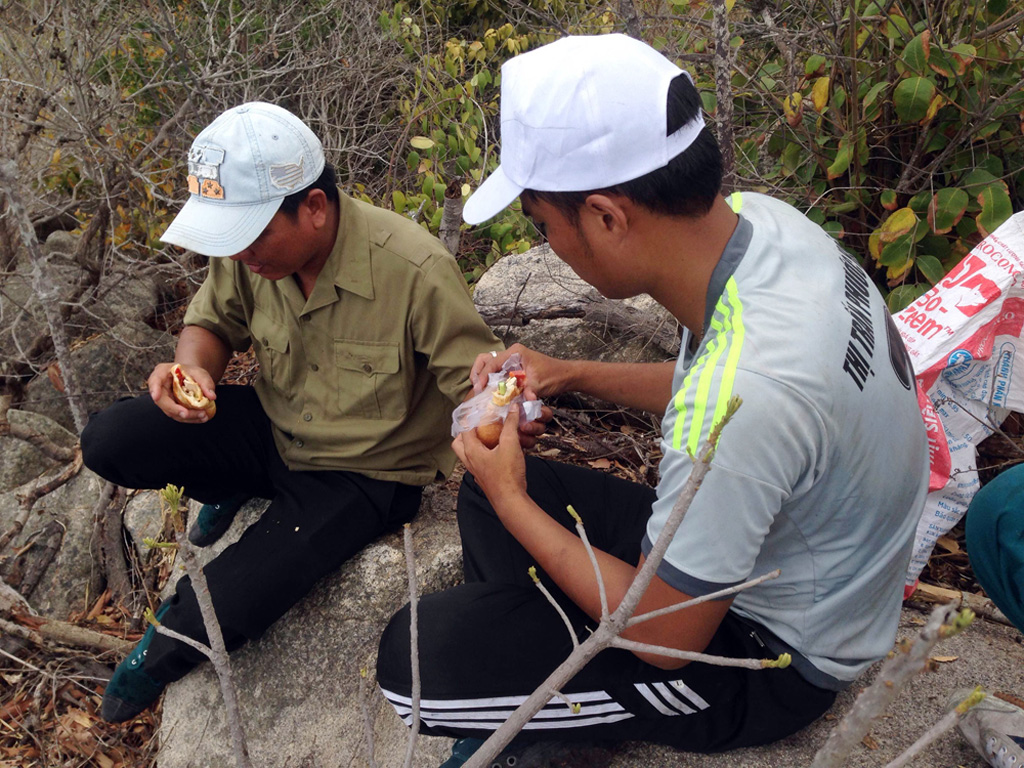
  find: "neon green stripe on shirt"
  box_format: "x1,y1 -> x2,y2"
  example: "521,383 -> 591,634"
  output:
671,276 -> 746,453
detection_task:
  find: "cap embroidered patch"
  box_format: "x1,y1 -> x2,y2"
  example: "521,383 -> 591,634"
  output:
188,144 -> 227,199
270,158 -> 306,191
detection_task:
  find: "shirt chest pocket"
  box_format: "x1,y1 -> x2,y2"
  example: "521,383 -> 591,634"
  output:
335,340 -> 405,420
251,310 -> 292,393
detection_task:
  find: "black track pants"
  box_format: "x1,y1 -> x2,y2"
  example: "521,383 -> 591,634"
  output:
82,386 -> 421,683
377,458 -> 835,752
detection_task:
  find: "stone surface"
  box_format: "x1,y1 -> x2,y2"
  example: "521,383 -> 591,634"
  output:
0,466 -> 105,620
0,409 -> 77,492
156,481 -> 464,768
474,245 -> 679,362
21,319 -> 174,431
123,489 -> 168,563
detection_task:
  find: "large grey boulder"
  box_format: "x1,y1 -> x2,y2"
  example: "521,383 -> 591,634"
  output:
21,319 -> 174,432
474,245 -> 679,362
155,482 -> 462,768
0,409 -> 77,492
0,462 -> 106,620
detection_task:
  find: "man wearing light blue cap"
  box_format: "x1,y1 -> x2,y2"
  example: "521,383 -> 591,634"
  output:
81,102 -> 503,722
377,33 -> 931,766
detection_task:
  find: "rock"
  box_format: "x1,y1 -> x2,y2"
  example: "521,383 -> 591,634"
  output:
474,245 -> 680,361
0,466 -> 105,620
156,481 -> 463,768
0,409 -> 76,492
123,490 -> 167,563
21,320 -> 174,431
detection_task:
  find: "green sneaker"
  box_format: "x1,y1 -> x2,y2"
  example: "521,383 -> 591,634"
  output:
950,688 -> 1024,768
101,604 -> 171,723
187,494 -> 249,547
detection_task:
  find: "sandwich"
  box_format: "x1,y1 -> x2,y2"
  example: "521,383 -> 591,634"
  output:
171,364 -> 217,418
475,370 -> 526,448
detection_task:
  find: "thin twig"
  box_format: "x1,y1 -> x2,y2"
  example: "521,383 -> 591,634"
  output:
529,566 -> 579,650
568,505 -> 608,620
402,524 -> 420,768
358,668 -> 379,768
810,604 -> 974,768
881,696 -> 976,768
627,569 -> 781,626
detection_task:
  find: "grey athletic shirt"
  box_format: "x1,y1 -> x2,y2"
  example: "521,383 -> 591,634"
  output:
642,192 -> 929,689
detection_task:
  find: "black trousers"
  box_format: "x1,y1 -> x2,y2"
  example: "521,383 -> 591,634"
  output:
376,458 -> 835,753
81,386 -> 421,683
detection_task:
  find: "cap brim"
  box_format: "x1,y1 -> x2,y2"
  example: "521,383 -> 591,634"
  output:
462,166 -> 524,225
160,195 -> 282,257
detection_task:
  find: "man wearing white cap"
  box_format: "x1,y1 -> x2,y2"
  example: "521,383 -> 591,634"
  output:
81,102 -> 504,721
376,34 -> 929,765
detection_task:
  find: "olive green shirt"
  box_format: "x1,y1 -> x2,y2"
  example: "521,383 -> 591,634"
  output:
183,191 -> 500,484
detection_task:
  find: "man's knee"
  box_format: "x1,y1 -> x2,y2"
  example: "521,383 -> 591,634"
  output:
80,397 -> 159,485
80,401 -> 128,480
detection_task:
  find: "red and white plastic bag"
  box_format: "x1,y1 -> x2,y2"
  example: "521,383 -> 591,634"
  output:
892,211 -> 1024,595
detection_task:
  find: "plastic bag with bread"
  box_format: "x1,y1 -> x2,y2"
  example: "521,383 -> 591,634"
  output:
171,364 -> 216,418
451,353 -> 543,447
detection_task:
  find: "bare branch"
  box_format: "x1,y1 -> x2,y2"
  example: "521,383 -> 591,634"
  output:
810,604 -> 974,768
402,524 -> 420,768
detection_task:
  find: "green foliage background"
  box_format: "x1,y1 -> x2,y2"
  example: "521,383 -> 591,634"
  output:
2,0 -> 1022,309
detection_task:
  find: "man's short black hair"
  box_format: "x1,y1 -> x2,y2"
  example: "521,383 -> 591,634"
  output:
522,74 -> 722,223
279,162 -> 339,216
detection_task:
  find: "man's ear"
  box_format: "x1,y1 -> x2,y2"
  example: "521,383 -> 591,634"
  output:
583,193 -> 630,235
303,189 -> 329,228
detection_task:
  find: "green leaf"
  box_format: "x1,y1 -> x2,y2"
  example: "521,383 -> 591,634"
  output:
887,284 -> 928,313
893,77 -> 936,122
919,234 -> 952,263
901,31 -> 930,75
781,142 -> 802,177
822,220 -> 845,239
974,121 -> 1002,140
862,81 -> 888,122
988,0 -> 1008,14
827,142 -> 853,180
916,254 -> 945,285
879,233 -> 915,267
805,54 -> 827,76
927,188 -> 969,234
410,136 -> 434,150
880,189 -> 898,210
977,184 -> 1013,237
960,168 -> 1002,195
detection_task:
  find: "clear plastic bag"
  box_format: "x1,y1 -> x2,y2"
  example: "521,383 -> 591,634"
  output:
451,353 -> 544,439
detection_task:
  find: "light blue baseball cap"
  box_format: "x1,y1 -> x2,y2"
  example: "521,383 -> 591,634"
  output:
161,102 -> 325,256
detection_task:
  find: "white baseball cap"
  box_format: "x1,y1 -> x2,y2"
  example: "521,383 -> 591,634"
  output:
161,102 -> 325,256
463,34 -> 705,225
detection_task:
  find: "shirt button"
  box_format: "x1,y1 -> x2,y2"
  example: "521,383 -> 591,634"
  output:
302,315 -> 311,322
309,363 -> 319,372
303,413 -> 312,421
362,363 -> 372,373
262,338 -> 269,346
295,439 -> 304,448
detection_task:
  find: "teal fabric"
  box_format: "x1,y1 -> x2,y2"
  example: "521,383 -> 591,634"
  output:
965,464 -> 1024,633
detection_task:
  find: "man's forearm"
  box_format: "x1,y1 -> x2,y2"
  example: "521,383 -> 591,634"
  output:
175,325 -> 233,383
562,359 -> 675,414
